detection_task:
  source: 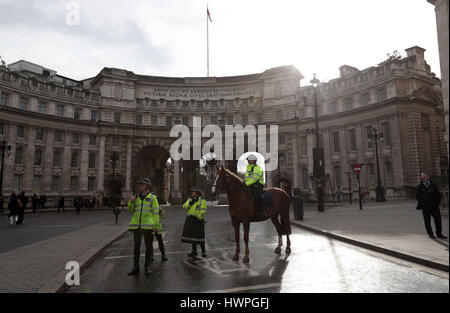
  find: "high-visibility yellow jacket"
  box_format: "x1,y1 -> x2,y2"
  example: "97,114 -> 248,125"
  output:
183,197 -> 207,220
153,208 -> 165,235
244,164 -> 264,186
128,192 -> 160,230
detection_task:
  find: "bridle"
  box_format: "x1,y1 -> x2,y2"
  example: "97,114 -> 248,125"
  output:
211,170 -> 241,194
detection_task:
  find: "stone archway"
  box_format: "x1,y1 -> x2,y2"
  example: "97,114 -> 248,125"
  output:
132,145 -> 171,204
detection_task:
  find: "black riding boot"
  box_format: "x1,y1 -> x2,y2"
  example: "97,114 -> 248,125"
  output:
188,244 -> 198,257
200,242 -> 207,258
128,232 -> 141,276
144,233 -> 154,275
156,233 -> 168,261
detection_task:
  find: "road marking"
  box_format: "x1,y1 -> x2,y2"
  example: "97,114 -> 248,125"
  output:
202,282 -> 282,293
104,243 -> 278,260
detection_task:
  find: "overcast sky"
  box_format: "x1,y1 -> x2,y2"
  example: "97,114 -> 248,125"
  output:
0,0 -> 442,84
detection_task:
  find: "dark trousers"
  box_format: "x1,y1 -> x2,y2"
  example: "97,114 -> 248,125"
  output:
16,210 -> 24,224
191,242 -> 206,254
152,233 -> 166,255
133,231 -> 153,268
422,206 -> 443,235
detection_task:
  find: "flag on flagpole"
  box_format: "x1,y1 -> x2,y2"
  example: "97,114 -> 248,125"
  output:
207,6 -> 212,22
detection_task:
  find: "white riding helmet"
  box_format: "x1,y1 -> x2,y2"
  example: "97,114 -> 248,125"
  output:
247,154 -> 257,161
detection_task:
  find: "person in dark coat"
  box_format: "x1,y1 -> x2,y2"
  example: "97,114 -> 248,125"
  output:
73,194 -> 82,215
8,192 -> 20,226
31,193 -> 39,214
17,191 -> 28,224
0,195 -> 4,212
416,173 -> 447,239
39,194 -> 47,210
58,195 -> 65,213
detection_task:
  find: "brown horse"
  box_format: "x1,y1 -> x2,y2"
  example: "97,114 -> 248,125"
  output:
212,166 -> 291,263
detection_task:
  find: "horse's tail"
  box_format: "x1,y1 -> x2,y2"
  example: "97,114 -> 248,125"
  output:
278,189 -> 292,235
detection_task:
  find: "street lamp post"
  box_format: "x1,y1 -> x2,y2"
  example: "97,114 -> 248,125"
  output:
369,128 -> 386,202
311,74 -> 325,212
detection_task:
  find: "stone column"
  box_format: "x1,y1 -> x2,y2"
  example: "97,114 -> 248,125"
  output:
292,133 -> 300,190
4,123 -> 17,195
125,137 -> 132,193
23,127 -> 35,193
80,134 -> 89,192
97,135 -> 106,194
171,160 -> 181,204
42,130 -> 54,193
62,132 -> 72,193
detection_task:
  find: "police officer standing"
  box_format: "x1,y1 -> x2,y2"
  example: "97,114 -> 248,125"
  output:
127,178 -> 160,276
244,154 -> 265,215
181,187 -> 207,258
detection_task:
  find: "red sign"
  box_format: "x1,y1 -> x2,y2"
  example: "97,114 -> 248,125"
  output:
354,164 -> 361,173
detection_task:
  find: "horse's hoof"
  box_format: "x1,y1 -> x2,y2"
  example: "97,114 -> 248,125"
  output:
285,247 -> 291,254
243,257 -> 250,264
232,255 -> 239,261
274,247 -> 281,254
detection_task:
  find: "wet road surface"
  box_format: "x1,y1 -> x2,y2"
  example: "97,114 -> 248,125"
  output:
67,206 -> 449,293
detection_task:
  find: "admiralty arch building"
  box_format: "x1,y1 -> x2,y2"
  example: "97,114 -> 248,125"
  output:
0,46 -> 448,207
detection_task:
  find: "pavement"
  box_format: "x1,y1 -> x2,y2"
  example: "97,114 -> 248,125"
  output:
0,210 -> 131,293
67,205 -> 449,293
291,199 -> 449,271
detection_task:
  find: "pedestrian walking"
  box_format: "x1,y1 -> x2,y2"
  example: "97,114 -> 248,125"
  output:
58,195 -> 65,213
416,172 -> 447,239
127,178 -> 160,276
73,194 -> 81,215
360,188 -> 365,204
17,191 -> 28,224
181,186 -> 208,258
31,193 -> 39,214
8,192 -> 21,226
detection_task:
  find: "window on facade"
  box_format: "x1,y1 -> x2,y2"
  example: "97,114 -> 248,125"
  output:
52,176 -> 61,192
241,114 -> 247,125
0,93 -> 8,106
73,133 -> 79,144
279,134 -> 285,146
377,87 -> 387,102
182,116 -> 189,126
349,129 -> 357,152
14,175 -> 22,193
332,132 -> 340,153
89,153 -> 96,169
329,102 -> 338,114
89,135 -> 96,146
421,113 -> 430,130
53,150 -> 61,167
333,166 -> 342,188
361,93 -> 370,106
38,102 -> 46,114
382,121 -> 390,147
15,147 -> 23,165
91,111 -> 98,122
19,98 -> 28,110
70,176 -> 78,192
366,126 -> 373,149
165,116 -> 172,127
33,175 -> 41,193
136,114 -> 143,126
56,105 -> 64,117
385,161 -> 394,186
88,177 -> 96,192
210,115 -> 218,125
300,136 -> 308,155
112,136 -> 119,147
17,126 -> 24,138
344,98 -> 353,111
36,128 -> 44,141
151,115 -> 158,126
368,163 -> 376,187
71,151 -> 79,168
302,168 -> 309,190
227,116 -> 234,125
34,149 -> 42,166
318,134 -> 323,148
276,110 -> 283,122
74,108 -> 81,120
54,131 -> 62,142
114,112 -> 121,123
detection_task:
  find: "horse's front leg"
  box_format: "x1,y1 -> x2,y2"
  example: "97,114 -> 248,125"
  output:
232,218 -> 240,261
243,222 -> 250,263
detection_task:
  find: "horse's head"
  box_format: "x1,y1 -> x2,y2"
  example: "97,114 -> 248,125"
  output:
212,165 -> 230,195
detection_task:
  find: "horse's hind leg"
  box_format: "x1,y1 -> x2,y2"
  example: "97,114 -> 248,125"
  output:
285,235 -> 291,254
271,215 -> 283,254
243,222 -> 250,263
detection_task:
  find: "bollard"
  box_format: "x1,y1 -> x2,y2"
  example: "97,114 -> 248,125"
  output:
293,195 -> 304,220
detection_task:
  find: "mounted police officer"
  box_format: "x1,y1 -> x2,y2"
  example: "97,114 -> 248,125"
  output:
244,154 -> 265,216
127,178 -> 160,276
181,186 -> 207,258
